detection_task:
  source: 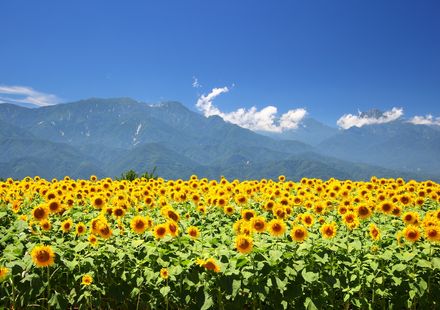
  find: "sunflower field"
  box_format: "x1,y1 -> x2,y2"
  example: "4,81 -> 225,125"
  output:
1,175 -> 440,309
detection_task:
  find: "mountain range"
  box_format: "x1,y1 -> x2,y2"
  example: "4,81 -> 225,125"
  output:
0,98 -> 439,181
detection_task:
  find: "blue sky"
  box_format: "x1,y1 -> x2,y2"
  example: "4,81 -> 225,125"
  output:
1,0 -> 439,128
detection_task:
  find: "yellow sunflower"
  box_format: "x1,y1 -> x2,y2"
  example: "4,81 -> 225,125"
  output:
369,223 -> 381,241
130,216 -> 148,234
0,267 -> 9,281
235,234 -> 253,254
81,274 -> 93,286
290,225 -> 308,242
32,205 -> 49,221
153,224 -> 168,239
160,268 -> 169,279
320,222 -> 337,239
31,245 -> 55,268
268,219 -> 286,237
187,226 -> 200,239
402,225 -> 421,243
61,218 -> 73,233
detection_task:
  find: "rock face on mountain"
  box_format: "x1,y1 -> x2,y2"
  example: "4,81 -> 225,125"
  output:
0,98 -> 438,180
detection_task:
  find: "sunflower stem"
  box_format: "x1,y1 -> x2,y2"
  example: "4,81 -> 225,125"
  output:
47,266 -> 51,310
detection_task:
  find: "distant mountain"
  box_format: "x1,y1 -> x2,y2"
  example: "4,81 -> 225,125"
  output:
259,117 -> 339,145
318,121 -> 440,175
0,101 -> 40,109
0,98 -> 438,181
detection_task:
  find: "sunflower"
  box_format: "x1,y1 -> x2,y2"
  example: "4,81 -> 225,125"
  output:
40,219 -> 52,231
160,268 -> 169,279
356,205 -> 372,220
402,211 -> 419,225
31,245 -> 55,267
235,194 -> 247,205
130,216 -> 148,234
320,222 -> 337,239
187,226 -> 200,239
92,196 -> 106,209
402,225 -> 421,243
76,222 -> 86,235
61,218 -> 73,233
112,206 -> 126,218
88,234 -> 98,246
268,219 -> 286,237
202,258 -> 221,273
97,222 -> 112,239
241,209 -> 256,221
425,226 -> 440,242
251,216 -> 266,233
273,206 -> 286,219
342,212 -> 360,230
153,224 -> 168,239
47,200 -> 62,214
379,201 -> 394,214
290,225 -> 308,242
167,221 -> 179,237
0,267 -> 9,281
224,205 -> 235,215
81,274 -> 93,286
301,213 -> 314,227
235,234 -> 253,254
369,223 -> 381,241
32,205 -> 49,221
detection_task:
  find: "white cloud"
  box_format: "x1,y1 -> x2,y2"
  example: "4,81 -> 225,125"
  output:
0,85 -> 60,107
408,114 -> 440,126
192,76 -> 202,88
337,107 -> 403,129
196,86 -> 307,133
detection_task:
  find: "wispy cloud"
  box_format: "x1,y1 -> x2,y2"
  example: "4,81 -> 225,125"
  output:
192,76 -> 202,88
408,114 -> 440,126
196,86 -> 307,133
0,85 -> 60,107
337,107 -> 403,129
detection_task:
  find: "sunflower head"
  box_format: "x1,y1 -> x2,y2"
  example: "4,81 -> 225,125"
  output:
235,234 -> 253,254
81,274 -> 93,286
160,268 -> 169,280
402,225 -> 421,243
153,224 -> 168,239
369,223 -> 381,241
61,218 -> 73,233
320,222 -> 337,239
31,245 -> 55,268
268,219 -> 286,237
130,216 -> 148,234
290,225 -> 308,242
187,226 -> 200,239
0,267 -> 9,281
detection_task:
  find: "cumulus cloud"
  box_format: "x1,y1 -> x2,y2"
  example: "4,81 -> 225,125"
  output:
408,114 -> 440,126
196,87 -> 307,132
0,85 -> 60,107
192,76 -> 202,88
336,107 -> 404,129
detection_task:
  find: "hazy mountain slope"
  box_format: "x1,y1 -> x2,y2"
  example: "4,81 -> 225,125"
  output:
260,118 -> 339,145
318,122 -> 440,174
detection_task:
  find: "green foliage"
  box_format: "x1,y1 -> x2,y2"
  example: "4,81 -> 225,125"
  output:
117,167 -> 158,181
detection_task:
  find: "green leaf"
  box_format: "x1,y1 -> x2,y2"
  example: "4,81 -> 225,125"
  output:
232,279 -> 241,298
301,269 -> 319,283
201,291 -> 214,310
304,297 -> 318,310
417,259 -> 432,268
160,286 -> 170,297
74,242 -> 88,252
132,239 -> 144,248
402,252 -> 416,262
433,258 -> 440,269
392,263 -> 406,272
136,277 -> 144,286
370,261 -> 379,271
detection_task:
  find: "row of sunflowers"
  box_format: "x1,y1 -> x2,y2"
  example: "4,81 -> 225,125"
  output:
1,175 -> 440,309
